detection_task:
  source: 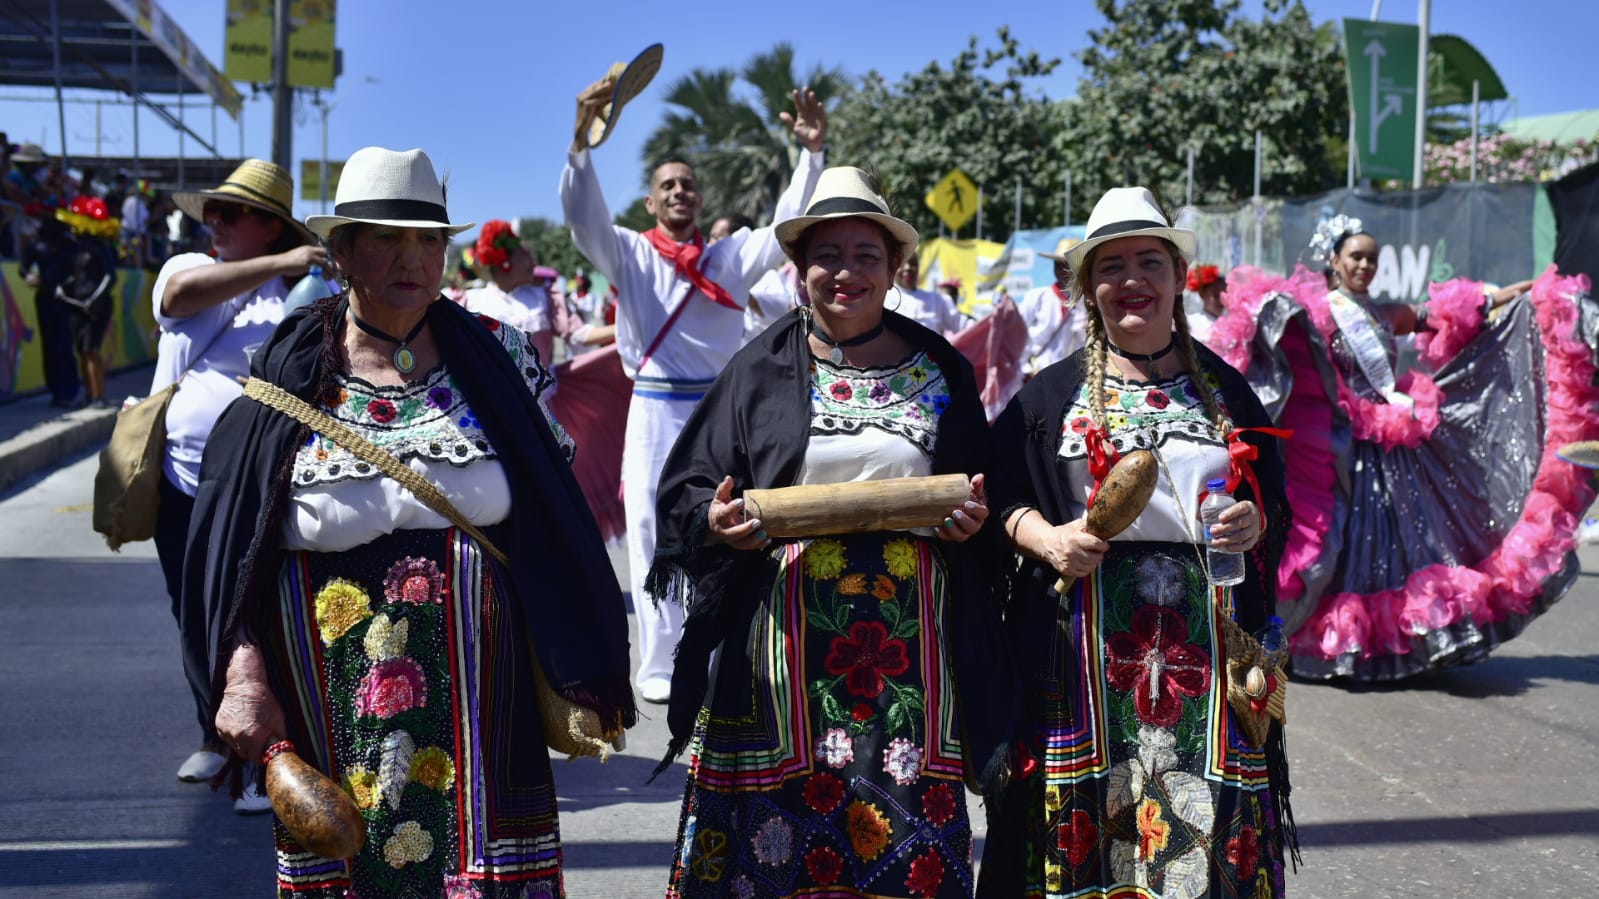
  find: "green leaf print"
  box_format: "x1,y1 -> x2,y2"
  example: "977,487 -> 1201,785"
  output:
806,610 -> 835,633
820,690 -> 846,727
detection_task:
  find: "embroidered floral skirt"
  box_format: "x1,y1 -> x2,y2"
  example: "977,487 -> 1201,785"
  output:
1020,542 -> 1284,899
264,526 -> 564,898
668,532 -> 972,899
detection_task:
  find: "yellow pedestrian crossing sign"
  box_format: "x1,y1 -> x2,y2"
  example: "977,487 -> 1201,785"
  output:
926,169 -> 978,232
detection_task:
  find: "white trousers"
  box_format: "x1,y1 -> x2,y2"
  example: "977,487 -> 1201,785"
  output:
621,389 -> 697,687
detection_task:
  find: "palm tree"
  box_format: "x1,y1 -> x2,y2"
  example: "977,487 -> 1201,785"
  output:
640,43 -> 846,225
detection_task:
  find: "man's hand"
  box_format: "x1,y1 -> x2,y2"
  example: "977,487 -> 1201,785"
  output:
571,75 -> 615,154
781,87 -> 827,154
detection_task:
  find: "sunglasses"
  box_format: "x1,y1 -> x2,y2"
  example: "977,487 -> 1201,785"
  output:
203,201 -> 256,224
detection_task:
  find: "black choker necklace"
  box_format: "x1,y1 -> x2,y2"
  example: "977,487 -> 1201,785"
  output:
811,319 -> 885,364
1107,340 -> 1175,363
351,312 -> 427,374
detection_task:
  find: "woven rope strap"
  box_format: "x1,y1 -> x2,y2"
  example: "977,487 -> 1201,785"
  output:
242,377 -> 510,566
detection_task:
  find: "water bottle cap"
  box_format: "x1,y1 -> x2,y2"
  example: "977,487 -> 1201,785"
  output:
1206,478 -> 1227,492
308,264 -> 322,276
1268,615 -> 1283,626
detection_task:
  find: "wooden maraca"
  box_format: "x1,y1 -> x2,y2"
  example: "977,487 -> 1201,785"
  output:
263,740 -> 367,860
1053,450 -> 1159,595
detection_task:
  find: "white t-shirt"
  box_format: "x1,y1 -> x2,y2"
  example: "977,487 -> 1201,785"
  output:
891,286 -> 964,335
461,283 -> 552,334
151,253 -> 290,496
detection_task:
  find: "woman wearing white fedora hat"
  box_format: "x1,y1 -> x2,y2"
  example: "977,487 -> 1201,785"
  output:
651,166 -> 1020,898
149,158 -> 325,806
983,187 -> 1296,897
188,146 -> 636,896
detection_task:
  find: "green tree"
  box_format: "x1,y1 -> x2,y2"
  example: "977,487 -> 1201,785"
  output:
1062,0 -> 1347,213
517,216 -> 588,279
640,43 -> 846,225
829,28 -> 1065,243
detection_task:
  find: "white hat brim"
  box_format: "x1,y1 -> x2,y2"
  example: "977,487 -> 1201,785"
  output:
305,214 -> 475,238
776,211 -> 919,262
1064,225 -> 1196,271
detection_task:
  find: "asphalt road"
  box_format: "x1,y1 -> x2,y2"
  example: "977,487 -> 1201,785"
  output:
2,452 -> 1596,897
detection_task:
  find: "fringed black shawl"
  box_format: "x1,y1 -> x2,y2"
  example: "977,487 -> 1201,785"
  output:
184,296 -> 637,777
978,341 -> 1300,892
647,308 -> 1022,796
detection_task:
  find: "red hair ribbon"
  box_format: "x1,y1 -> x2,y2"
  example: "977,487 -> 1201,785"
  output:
1084,425 -> 1122,509
1218,426 -> 1293,532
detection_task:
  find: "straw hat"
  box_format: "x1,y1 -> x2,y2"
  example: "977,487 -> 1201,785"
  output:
775,167 -> 919,262
305,147 -> 473,237
1039,235 -> 1081,263
1556,441 -> 1599,469
1064,187 -> 1196,271
172,159 -> 315,246
11,142 -> 47,163
588,44 -> 664,149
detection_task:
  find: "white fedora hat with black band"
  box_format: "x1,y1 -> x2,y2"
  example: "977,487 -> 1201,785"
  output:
775,167 -> 919,262
305,146 -> 474,238
1064,186 -> 1196,271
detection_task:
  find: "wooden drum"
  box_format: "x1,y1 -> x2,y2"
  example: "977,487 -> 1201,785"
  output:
743,474 -> 972,538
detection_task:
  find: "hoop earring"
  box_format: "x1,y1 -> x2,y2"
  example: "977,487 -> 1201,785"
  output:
889,287 -> 903,312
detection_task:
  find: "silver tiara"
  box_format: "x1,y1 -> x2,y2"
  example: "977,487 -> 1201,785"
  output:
1308,214 -> 1365,268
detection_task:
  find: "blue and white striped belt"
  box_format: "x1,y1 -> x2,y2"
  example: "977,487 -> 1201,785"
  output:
633,375 -> 716,401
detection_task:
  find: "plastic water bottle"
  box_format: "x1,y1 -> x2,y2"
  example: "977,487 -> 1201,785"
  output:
1256,615 -> 1289,670
1199,478 -> 1245,587
284,264 -> 334,314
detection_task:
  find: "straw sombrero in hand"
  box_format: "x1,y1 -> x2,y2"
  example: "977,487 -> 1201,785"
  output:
586,43 -> 663,149
1556,441 -> 1599,469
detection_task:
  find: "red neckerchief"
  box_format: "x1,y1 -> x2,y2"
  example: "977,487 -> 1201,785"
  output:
643,227 -> 739,310
1206,426 -> 1294,533
1052,283 -> 1070,317
1083,425 -> 1122,508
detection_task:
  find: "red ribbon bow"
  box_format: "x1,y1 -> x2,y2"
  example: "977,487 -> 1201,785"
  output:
1215,426 -> 1293,534
643,227 -> 740,311
1084,425 -> 1122,509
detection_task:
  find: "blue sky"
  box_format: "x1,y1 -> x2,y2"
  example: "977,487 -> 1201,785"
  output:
3,0 -> 1592,244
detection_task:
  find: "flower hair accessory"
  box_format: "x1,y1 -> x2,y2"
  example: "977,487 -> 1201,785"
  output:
473,219 -> 522,271
1186,263 -> 1221,292
1308,214 -> 1365,269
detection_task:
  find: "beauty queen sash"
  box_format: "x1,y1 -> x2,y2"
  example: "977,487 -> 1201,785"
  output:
1325,290 -> 1413,409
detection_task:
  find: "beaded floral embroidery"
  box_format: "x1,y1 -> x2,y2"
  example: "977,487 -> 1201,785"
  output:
809,352 -> 947,459
1058,370 -> 1230,461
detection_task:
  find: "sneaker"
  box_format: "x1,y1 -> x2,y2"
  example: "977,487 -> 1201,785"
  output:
235,769 -> 272,815
639,677 -> 671,705
176,749 -> 227,783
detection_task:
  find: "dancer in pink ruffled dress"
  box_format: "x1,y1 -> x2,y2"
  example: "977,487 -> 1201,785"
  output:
1207,215 -> 1599,680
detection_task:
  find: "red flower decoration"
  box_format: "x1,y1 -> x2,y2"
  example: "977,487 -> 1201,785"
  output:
1226,825 -> 1260,878
1070,415 -> 1095,434
804,773 -> 845,815
824,621 -> 910,698
805,846 -> 843,885
354,657 -> 427,718
1145,389 -> 1171,410
852,702 -> 874,722
904,848 -> 945,897
366,398 -> 397,424
1105,606 -> 1212,727
921,783 -> 957,826
1187,263 -> 1221,292
1055,809 -> 1099,867
829,380 -> 854,402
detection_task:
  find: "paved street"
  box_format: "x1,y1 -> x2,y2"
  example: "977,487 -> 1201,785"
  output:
2,451 -> 1597,897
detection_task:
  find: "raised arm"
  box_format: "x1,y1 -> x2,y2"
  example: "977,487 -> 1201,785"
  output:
729,88 -> 828,282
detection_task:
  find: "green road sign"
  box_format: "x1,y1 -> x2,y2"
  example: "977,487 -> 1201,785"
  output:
1344,19 -> 1419,181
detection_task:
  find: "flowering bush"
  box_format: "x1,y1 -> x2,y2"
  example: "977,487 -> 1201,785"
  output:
1425,133 -> 1597,185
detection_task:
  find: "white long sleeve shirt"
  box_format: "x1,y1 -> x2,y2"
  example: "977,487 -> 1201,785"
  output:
1017,283 -> 1087,375
560,147 -> 824,380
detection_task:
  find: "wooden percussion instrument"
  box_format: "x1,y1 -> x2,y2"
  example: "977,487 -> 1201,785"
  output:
1053,450 -> 1159,594
264,741 -> 366,860
743,474 -> 972,538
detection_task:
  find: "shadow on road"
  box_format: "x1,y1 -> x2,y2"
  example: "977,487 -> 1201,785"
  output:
1298,808 -> 1599,847
1294,653 -> 1599,698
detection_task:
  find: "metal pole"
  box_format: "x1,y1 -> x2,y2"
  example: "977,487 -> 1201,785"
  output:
176,72 -> 185,189
1253,130 -> 1263,198
1064,171 -> 1072,227
1347,114 -> 1356,189
1013,179 -> 1022,234
1186,145 -> 1195,206
1469,79 -> 1480,183
1412,0 -> 1430,187
976,187 -> 984,242
1370,0 -> 1383,17
271,0 -> 292,169
1254,129 -> 1264,268
320,96 -> 330,213
95,100 -> 102,156
49,0 -> 70,171
130,21 -> 140,181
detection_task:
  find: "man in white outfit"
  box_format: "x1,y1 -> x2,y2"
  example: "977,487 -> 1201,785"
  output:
561,81 -> 827,703
891,253 -> 964,336
1015,237 -> 1087,377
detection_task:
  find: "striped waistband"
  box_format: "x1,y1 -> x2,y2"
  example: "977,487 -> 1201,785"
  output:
634,375 -> 715,401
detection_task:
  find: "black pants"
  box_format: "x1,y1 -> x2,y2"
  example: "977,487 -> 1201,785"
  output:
155,473 -> 215,744
33,290 -> 80,404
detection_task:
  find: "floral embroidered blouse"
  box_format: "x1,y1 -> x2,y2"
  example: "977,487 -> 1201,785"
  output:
281,323 -> 570,553
798,351 -> 948,493
1057,369 -> 1233,544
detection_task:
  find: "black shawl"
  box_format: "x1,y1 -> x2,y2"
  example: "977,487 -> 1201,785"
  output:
184,296 -> 637,770
979,341 -> 1299,890
647,308 -> 1022,796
